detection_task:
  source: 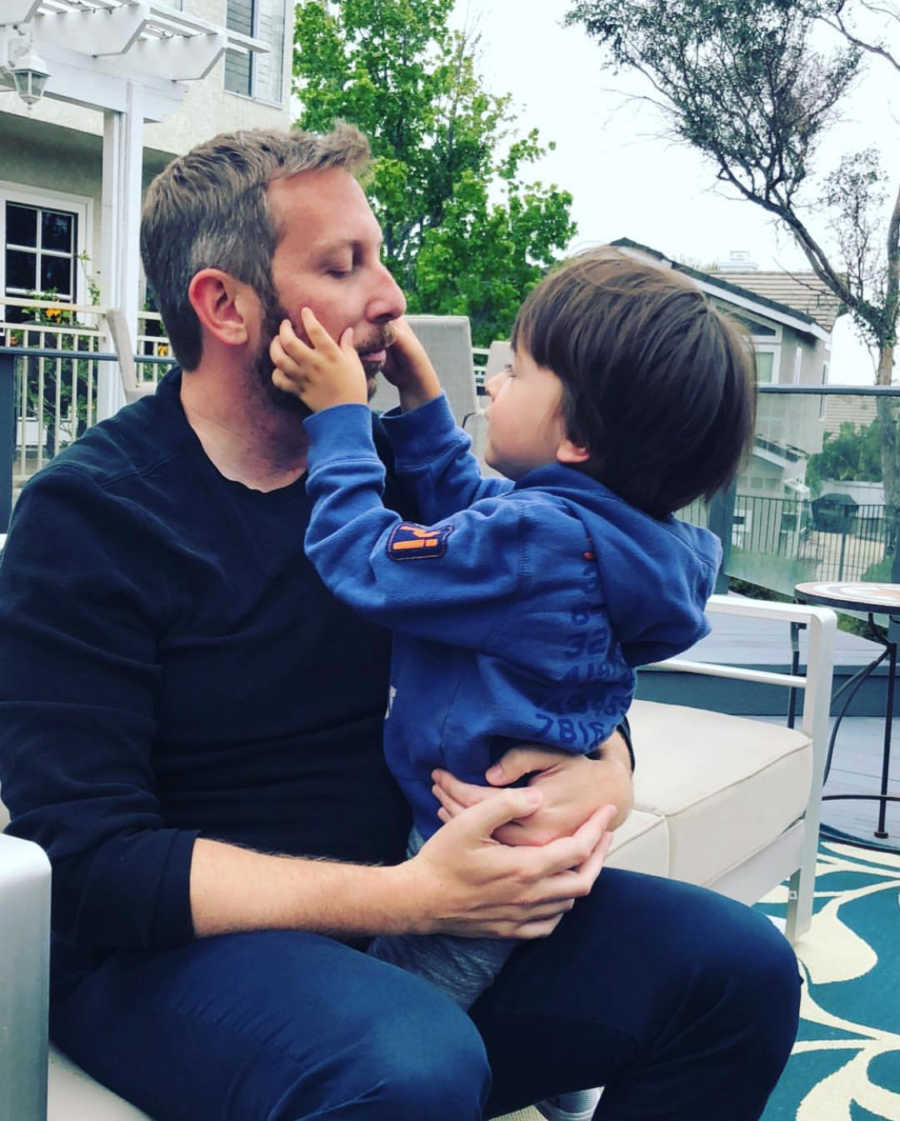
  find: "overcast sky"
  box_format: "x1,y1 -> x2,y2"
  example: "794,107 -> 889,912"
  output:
450,0 -> 899,384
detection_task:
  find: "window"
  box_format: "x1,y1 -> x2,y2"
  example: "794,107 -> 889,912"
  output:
1,185 -> 92,328
755,349 -> 776,384
225,0 -> 285,103
5,202 -> 78,302
713,300 -> 782,382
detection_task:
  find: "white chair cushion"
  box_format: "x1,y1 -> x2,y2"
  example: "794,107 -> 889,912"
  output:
605,808 -> 668,878
628,700 -> 812,887
49,1047 -> 152,1121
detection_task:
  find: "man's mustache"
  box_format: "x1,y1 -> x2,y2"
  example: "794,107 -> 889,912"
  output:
357,322 -> 396,356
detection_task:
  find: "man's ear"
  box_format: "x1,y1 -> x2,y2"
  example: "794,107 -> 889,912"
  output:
556,436 -> 591,466
188,269 -> 257,348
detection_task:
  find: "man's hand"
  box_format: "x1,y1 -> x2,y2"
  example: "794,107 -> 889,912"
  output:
432,733 -> 634,847
381,318 -> 442,412
270,307 -> 367,412
190,791 -> 617,941
401,792 -> 618,939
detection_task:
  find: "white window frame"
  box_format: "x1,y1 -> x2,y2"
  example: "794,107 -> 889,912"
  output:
740,314 -> 782,384
224,0 -> 288,108
754,344 -> 780,384
792,345 -> 803,385
0,181 -> 94,307
713,300 -> 783,383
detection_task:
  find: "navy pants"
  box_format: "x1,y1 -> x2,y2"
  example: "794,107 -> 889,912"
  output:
51,870 -> 801,1121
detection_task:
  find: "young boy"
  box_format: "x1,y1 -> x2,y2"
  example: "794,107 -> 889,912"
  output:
270,247 -> 755,1014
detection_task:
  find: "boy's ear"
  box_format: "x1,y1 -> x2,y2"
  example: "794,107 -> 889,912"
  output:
188,268 -> 257,348
556,436 -> 591,466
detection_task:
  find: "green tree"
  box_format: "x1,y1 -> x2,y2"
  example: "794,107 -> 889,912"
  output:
806,418 -> 884,494
565,0 -> 900,502
293,0 -> 576,344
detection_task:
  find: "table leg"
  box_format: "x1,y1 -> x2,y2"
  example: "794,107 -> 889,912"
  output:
876,639 -> 897,838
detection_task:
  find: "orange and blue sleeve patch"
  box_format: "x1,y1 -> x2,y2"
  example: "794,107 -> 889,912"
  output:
387,522 -> 453,561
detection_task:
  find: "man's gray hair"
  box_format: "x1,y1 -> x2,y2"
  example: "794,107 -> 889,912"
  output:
140,123 -> 371,370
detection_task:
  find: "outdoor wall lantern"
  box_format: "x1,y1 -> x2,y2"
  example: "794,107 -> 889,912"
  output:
0,24 -> 50,108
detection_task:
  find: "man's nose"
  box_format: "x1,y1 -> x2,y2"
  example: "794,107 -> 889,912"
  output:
368,264 -> 407,322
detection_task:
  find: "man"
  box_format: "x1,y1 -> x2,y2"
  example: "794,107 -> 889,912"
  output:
0,124 -> 800,1121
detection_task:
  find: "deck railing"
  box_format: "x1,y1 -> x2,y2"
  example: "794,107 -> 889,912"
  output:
3,301 -> 900,602
0,296 -> 105,482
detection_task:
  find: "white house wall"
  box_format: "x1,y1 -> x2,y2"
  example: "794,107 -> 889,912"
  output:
1,0 -> 293,306
0,0 -> 292,160
0,113 -> 178,303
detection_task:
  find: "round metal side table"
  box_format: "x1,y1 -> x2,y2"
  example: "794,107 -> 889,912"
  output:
794,581 -> 900,839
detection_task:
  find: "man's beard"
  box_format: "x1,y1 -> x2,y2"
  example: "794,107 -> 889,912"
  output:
253,297 -> 312,418
252,295 -> 395,417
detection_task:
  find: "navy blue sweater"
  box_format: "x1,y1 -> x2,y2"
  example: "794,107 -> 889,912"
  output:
0,370 -> 411,995
304,395 -> 721,840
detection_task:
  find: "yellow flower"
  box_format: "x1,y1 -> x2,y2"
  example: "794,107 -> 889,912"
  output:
157,343 -> 170,357
44,307 -> 62,320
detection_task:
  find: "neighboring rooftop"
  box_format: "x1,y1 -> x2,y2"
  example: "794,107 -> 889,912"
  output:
823,393 -> 879,437
706,268 -> 845,332
612,237 -> 841,338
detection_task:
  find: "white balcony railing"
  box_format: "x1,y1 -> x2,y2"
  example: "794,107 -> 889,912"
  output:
0,296 -> 104,484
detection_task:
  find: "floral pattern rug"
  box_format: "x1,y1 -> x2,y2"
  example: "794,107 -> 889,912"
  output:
495,838 -> 900,1121
758,839 -> 900,1121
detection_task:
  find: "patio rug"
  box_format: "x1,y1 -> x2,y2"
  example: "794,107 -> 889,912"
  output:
757,837 -> 900,1121
495,837 -> 900,1121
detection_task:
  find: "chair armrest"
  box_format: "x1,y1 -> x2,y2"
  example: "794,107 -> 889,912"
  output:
0,832 -> 51,1121
646,593 -> 838,940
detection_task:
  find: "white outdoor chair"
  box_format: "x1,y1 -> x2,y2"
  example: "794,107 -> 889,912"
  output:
369,314 -> 480,428
0,594 -> 836,1121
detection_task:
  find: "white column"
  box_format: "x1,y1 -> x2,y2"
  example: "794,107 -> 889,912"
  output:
119,81 -> 144,370
98,81 -> 144,420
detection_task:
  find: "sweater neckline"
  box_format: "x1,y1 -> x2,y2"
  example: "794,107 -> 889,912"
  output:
158,368 -> 310,502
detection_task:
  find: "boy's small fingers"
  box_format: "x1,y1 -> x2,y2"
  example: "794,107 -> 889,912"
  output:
270,340 -> 302,378
431,784 -> 465,816
276,321 -> 311,361
278,318 -> 300,348
300,306 -> 328,341
271,368 -> 294,393
339,326 -> 355,350
464,788 -> 543,838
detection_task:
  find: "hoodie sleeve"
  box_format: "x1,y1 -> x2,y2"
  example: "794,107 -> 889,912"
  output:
304,403 -> 526,648
378,394 -> 512,520
0,467 -> 197,954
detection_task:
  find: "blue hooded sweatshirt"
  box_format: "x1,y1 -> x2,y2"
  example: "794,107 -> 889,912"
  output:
303,394 -> 721,840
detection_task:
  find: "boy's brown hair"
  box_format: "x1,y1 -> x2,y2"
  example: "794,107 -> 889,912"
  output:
511,247 -> 756,517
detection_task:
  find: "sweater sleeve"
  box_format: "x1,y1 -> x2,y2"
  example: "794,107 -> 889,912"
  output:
0,467 -> 197,953
378,394 -> 512,520
304,403 -> 526,648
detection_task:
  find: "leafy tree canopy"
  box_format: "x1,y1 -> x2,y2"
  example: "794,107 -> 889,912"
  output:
806,418 -> 884,493
293,0 -> 576,344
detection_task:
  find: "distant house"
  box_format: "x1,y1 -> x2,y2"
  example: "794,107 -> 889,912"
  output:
1,0 -> 293,416
611,238 -> 844,505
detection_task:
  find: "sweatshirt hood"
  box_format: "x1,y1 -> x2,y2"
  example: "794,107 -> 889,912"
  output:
519,467 -> 722,666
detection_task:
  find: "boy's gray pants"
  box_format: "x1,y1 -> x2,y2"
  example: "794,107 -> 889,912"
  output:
367,829 -> 517,1009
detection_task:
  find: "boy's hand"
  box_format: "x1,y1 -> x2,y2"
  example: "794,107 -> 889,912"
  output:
381,318 -> 442,412
270,307 -> 367,412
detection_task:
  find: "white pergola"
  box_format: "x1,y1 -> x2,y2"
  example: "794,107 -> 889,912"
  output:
0,1 -> 268,415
